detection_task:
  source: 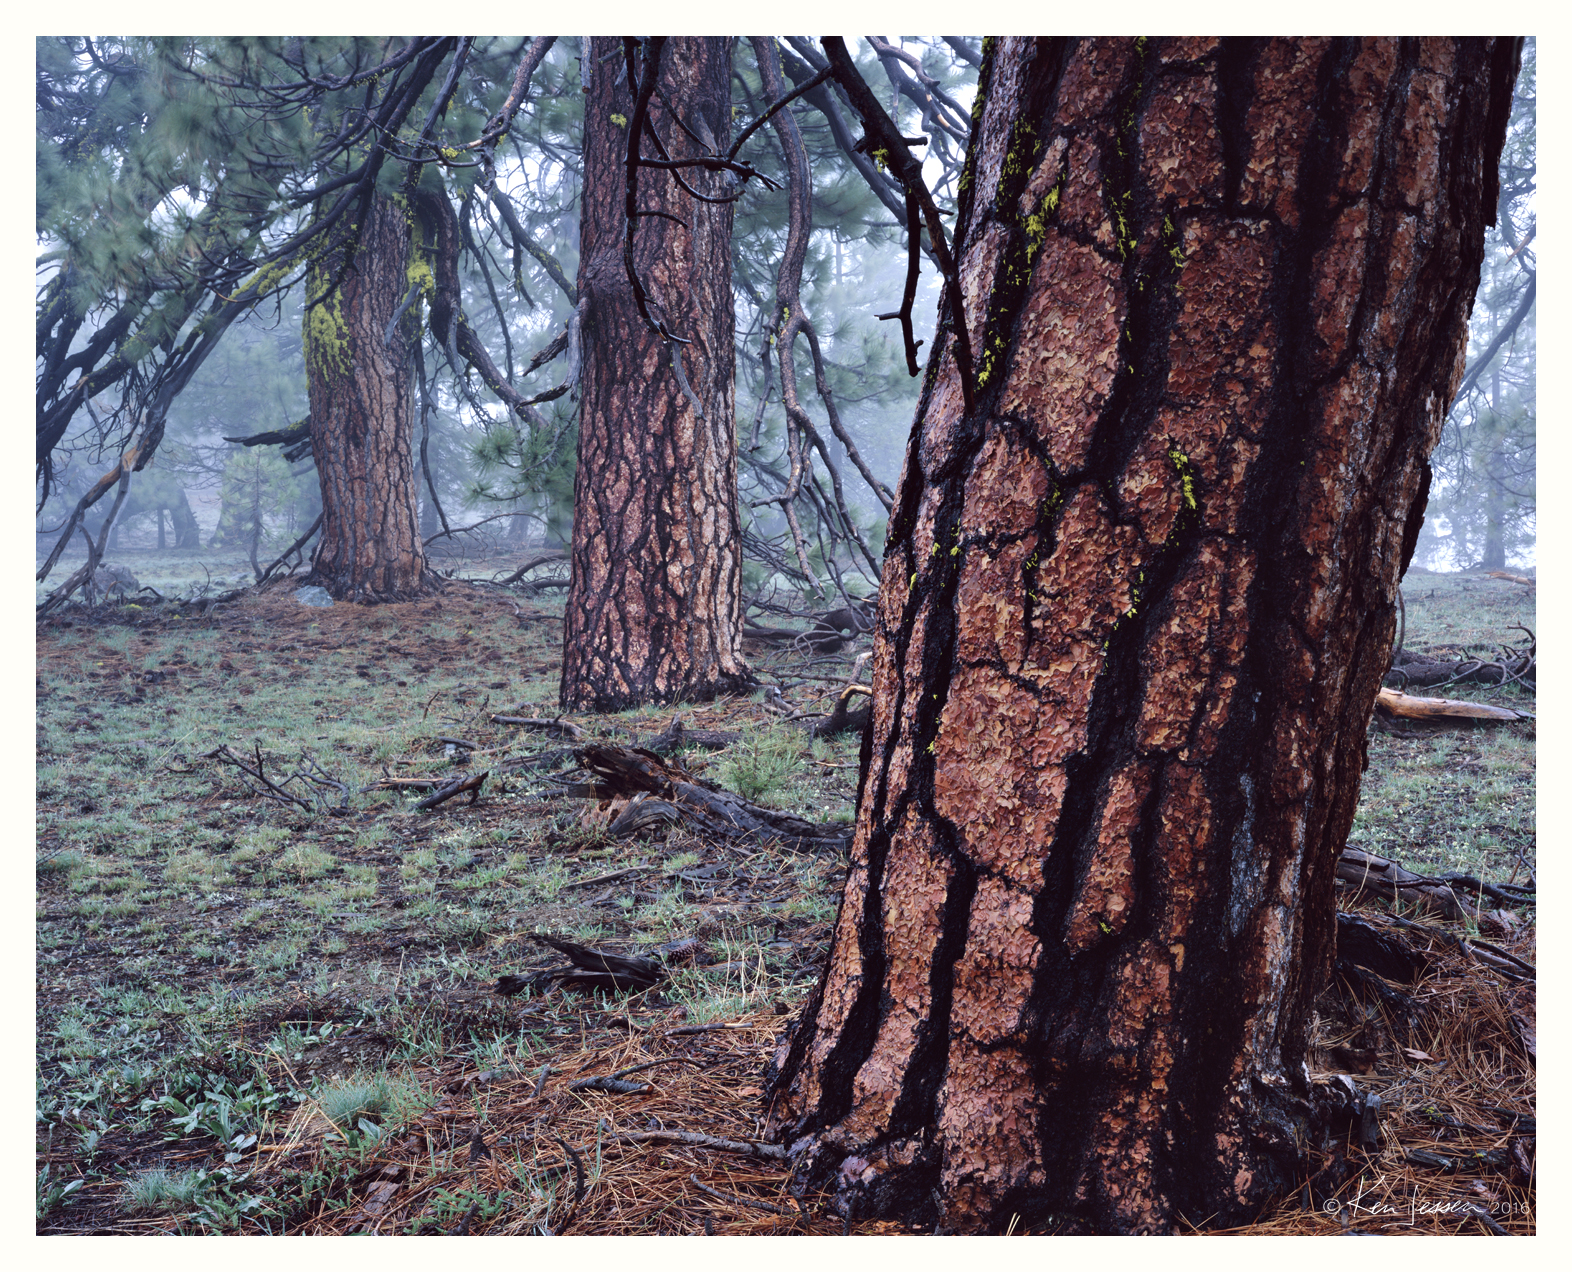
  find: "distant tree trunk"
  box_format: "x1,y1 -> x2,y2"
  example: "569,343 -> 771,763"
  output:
304,192 -> 430,601
170,487 -> 201,549
1480,370 -> 1507,569
765,36 -> 1518,1234
559,37 -> 752,711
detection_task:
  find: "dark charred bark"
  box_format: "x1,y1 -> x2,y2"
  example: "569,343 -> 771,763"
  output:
560,38 -> 753,712
304,192 -> 431,602
764,36 -> 1519,1233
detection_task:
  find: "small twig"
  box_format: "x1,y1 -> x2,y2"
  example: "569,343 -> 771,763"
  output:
550,1135 -> 587,1235
607,1057 -> 695,1082
606,1128 -> 787,1161
491,715 -> 584,740
562,866 -> 647,891
569,1076 -> 651,1094
663,1021 -> 756,1037
1459,1203 -> 1512,1236
689,1172 -> 792,1215
531,1064 -> 551,1099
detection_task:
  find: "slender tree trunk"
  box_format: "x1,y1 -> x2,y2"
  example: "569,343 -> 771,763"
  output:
765,36 -> 1518,1234
1480,369 -> 1507,569
560,37 -> 752,712
305,192 -> 430,601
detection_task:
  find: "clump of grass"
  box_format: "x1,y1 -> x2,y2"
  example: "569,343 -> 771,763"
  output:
277,841 -> 335,884
433,908 -> 490,945
125,1167 -> 208,1213
667,931 -> 778,1023
316,1072 -> 425,1137
37,849 -> 85,876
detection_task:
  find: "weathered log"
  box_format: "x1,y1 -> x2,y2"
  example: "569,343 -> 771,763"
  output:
743,597 -> 877,654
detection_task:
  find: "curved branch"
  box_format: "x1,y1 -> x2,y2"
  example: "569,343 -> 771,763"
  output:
1451,272 -> 1535,408
821,37 -> 975,413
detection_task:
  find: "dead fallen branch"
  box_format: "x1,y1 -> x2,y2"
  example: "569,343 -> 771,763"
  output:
572,744 -> 851,853
1386,627 -> 1534,693
1375,687 -> 1533,724
1373,912 -> 1536,981
518,933 -> 667,994
203,743 -> 351,815
742,597 -> 876,655
811,684 -> 872,739
604,1128 -> 788,1162
491,714 -> 584,740
689,1172 -> 795,1215
1337,846 -> 1472,920
644,713 -> 740,755
412,770 -> 488,811
1336,846 -> 1530,935
494,550 -> 569,586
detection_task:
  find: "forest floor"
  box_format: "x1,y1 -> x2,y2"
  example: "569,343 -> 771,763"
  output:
34,552 -> 1535,1235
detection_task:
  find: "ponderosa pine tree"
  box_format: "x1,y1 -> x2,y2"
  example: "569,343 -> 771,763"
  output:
765,36 -> 1519,1234
303,190 -> 430,600
559,37 -> 753,711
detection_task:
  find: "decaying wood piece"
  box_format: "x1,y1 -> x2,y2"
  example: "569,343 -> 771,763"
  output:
1335,848 -> 1532,938
643,713 -> 741,755
1374,687 -> 1532,724
573,744 -> 851,852
494,933 -> 667,996
743,598 -> 879,655
1335,911 -> 1434,982
810,684 -> 872,739
1385,626 -> 1534,692
1336,846 -> 1471,919
1373,911 -> 1536,981
411,770 -> 487,811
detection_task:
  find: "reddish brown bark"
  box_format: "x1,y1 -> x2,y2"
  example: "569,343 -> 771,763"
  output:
560,38 -> 752,712
305,191 -> 430,602
765,37 -> 1518,1233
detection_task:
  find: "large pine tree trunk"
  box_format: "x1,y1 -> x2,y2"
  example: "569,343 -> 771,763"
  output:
560,37 -> 752,712
765,36 -> 1518,1234
305,192 -> 430,602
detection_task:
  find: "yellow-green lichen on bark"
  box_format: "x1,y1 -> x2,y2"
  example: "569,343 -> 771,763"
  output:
304,269 -> 351,380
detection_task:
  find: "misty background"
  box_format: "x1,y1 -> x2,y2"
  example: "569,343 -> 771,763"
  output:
35,37 -> 1534,599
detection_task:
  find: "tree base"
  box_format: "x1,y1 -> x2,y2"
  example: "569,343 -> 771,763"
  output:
304,567 -> 440,605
